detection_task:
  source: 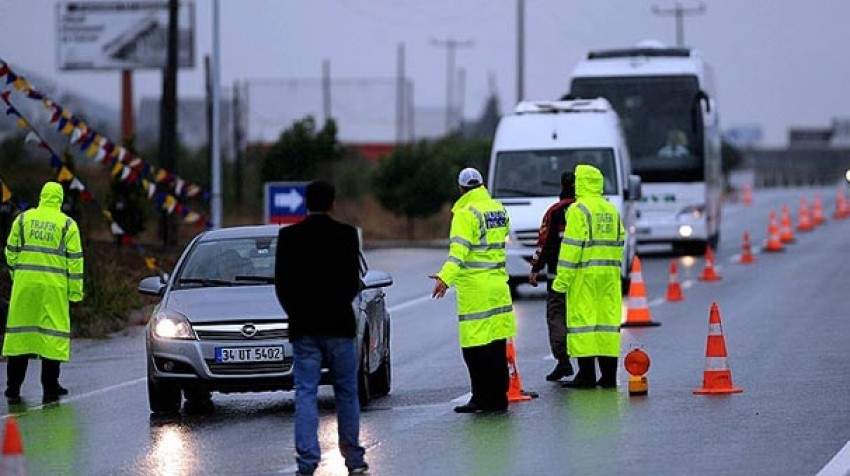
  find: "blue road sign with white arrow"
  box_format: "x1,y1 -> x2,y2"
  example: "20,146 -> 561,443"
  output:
264,182 -> 308,224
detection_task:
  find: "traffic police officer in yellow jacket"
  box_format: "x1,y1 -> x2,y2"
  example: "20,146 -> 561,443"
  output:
4,181 -> 84,404
554,164 -> 624,389
430,167 -> 517,413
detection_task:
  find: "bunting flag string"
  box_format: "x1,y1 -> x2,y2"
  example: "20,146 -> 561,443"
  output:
0,175 -> 28,212
0,93 -> 168,274
0,57 -> 210,205
0,60 -> 211,229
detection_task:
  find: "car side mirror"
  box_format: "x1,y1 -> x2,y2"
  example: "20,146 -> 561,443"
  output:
625,174 -> 642,201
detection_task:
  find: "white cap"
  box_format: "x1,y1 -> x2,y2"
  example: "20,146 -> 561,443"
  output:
458,167 -> 483,187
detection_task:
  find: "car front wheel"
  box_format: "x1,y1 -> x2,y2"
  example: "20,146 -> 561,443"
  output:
357,336 -> 372,407
368,323 -> 391,397
148,378 -> 182,415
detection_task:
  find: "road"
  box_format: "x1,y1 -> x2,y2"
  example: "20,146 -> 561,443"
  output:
2,185 -> 850,476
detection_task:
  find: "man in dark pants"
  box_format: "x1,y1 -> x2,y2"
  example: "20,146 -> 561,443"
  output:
274,180 -> 369,476
430,167 -> 517,414
528,171 -> 576,382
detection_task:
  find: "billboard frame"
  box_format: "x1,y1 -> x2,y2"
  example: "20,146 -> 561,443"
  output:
56,1 -> 195,71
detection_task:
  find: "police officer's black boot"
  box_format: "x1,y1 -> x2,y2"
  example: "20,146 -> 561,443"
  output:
596,356 -> 618,388
561,357 -> 596,388
5,355 -> 27,404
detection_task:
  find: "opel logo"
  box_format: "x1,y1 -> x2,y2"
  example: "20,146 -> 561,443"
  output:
241,324 -> 258,338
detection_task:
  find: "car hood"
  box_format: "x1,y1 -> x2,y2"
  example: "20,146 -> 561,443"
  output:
164,286 -> 286,323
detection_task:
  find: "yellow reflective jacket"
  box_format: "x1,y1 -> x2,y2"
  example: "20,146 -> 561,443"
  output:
552,165 -> 624,358
3,182 -> 84,361
437,186 -> 516,348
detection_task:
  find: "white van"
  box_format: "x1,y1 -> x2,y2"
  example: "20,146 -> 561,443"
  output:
487,98 -> 641,295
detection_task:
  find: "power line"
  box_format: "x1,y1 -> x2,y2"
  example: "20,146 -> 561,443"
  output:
651,1 -> 706,47
430,38 -> 473,134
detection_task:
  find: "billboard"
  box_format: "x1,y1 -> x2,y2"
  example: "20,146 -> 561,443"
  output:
56,1 -> 195,71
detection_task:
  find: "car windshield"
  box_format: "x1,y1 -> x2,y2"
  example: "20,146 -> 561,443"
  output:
491,148 -> 618,198
175,236 -> 277,288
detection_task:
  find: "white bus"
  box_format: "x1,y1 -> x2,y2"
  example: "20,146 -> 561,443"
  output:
566,41 -> 723,255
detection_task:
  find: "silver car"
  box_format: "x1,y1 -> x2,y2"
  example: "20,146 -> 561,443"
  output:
138,224 -> 393,414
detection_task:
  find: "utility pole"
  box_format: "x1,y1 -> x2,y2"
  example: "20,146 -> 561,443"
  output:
516,0 -> 525,104
430,38 -> 473,135
158,0 -> 179,246
651,1 -> 705,47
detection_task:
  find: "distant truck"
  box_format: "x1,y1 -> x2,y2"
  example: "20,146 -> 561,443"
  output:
486,98 -> 641,295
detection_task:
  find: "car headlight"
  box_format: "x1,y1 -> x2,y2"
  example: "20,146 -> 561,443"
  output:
844,168 -> 850,184
677,205 -> 704,221
152,311 -> 197,340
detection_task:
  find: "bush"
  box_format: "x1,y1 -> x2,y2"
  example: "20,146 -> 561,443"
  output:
70,243 -> 163,337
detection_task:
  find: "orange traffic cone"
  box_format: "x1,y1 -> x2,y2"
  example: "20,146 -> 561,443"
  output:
835,188 -> 849,220
506,338 -> 538,402
1,416 -> 26,476
812,193 -> 825,226
779,205 -> 795,244
740,231 -> 755,264
665,260 -> 683,302
741,183 -> 753,205
698,245 -> 721,281
622,256 -> 660,327
693,302 -> 743,395
797,198 -> 813,232
764,211 -> 784,252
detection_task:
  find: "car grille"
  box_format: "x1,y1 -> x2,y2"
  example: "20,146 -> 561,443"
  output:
206,358 -> 294,375
193,323 -> 288,341
514,229 -> 539,247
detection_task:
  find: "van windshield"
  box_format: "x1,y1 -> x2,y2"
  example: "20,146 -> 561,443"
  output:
491,148 -> 617,198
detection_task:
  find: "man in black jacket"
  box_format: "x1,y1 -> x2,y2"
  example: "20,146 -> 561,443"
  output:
528,171 -> 576,382
274,180 -> 369,476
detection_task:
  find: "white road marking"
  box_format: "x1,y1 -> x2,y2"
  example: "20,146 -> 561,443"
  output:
817,440 -> 850,476
2,377 -> 146,419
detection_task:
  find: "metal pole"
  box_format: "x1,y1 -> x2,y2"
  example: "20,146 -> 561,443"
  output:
211,0 -> 222,229
651,1 -> 706,48
431,38 -> 473,135
516,0 -> 524,104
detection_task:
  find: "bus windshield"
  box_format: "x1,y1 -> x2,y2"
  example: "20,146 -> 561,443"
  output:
570,75 -> 703,183
491,148 -> 617,198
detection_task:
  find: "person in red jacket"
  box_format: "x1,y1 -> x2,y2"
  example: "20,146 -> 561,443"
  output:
528,171 -> 576,381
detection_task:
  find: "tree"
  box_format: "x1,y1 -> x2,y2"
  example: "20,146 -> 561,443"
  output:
371,141 -> 456,239
260,116 -> 343,183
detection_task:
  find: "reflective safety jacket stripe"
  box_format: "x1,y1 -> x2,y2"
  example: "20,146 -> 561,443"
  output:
437,187 -> 517,348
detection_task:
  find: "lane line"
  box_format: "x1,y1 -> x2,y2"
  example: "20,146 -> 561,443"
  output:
2,377 -> 145,419
817,440 -> 850,476
388,290 -> 453,314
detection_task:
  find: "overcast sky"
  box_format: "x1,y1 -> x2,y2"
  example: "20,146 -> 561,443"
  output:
2,0 -> 849,146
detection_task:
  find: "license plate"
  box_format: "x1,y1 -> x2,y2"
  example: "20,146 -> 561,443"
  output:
215,346 -> 284,363
637,227 -> 651,235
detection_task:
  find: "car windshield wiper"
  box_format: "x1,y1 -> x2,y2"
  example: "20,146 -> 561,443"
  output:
232,275 -> 276,284
177,277 -> 234,287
